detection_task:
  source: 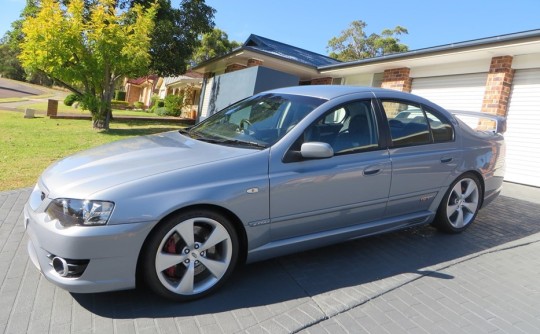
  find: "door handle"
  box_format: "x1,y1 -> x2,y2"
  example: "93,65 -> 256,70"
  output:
364,166 -> 382,176
441,157 -> 453,163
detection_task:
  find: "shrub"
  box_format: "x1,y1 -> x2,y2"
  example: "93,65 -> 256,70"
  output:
134,101 -> 145,110
163,94 -> 183,117
64,93 -> 80,106
148,98 -> 165,113
154,107 -> 169,116
150,94 -> 160,107
111,100 -> 129,109
114,90 -> 126,101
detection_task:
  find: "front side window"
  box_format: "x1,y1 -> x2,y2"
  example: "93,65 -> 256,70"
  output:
302,100 -> 379,154
189,93 -> 325,148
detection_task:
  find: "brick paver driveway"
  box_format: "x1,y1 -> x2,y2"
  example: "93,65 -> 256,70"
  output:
1,186 -> 539,333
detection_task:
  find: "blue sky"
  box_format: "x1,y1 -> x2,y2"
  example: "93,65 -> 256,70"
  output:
2,0 -> 539,55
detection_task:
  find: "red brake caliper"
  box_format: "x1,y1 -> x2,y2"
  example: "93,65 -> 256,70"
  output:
165,237 -> 177,277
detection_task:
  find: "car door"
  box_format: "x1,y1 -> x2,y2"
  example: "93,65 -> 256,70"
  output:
268,99 -> 391,241
378,98 -> 460,218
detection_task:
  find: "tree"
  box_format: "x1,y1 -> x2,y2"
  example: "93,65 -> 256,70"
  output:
191,28 -> 241,65
19,0 -> 157,130
121,0 -> 215,76
0,0 -> 39,81
327,20 -> 409,61
0,41 -> 26,80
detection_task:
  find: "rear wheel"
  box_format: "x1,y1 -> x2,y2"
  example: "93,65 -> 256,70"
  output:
434,173 -> 482,233
142,210 -> 239,301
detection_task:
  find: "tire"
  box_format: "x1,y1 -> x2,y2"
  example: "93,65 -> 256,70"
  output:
434,173 -> 482,234
141,210 -> 239,301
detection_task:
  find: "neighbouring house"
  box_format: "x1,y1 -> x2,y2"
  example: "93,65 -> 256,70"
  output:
192,34 -> 341,120
193,30 -> 540,188
157,71 -> 204,119
124,75 -> 159,108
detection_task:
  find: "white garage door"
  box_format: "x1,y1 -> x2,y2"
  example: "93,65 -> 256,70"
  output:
411,73 -> 487,111
199,76 -> 214,121
505,69 -> 540,187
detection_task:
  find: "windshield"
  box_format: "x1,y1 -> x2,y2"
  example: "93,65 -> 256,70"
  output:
188,93 -> 326,148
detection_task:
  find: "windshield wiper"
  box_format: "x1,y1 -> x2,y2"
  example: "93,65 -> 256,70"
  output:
219,139 -> 267,149
196,137 -> 267,149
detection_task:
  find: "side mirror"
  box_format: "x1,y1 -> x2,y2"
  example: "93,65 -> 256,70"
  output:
300,142 -> 334,159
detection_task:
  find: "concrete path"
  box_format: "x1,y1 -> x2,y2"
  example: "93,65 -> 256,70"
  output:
0,78 -> 45,99
1,183 -> 539,333
0,78 -> 68,113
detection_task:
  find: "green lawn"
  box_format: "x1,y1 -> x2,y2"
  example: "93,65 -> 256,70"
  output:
0,110 -> 187,191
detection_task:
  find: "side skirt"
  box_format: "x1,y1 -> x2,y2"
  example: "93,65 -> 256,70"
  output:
246,211 -> 434,263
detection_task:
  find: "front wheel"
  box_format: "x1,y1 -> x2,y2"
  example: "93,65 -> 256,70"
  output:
434,173 -> 482,233
141,210 -> 239,301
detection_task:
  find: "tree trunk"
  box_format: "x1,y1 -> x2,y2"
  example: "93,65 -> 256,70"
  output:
91,101 -> 111,130
91,76 -> 115,130
92,114 -> 110,129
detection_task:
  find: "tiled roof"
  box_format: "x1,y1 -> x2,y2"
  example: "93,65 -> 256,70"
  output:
162,71 -> 203,86
243,34 -> 340,68
126,75 -> 159,85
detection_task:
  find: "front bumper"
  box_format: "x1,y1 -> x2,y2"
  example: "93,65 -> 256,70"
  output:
24,202 -> 155,293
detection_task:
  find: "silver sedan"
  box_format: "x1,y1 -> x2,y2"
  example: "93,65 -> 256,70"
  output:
23,85 -> 505,301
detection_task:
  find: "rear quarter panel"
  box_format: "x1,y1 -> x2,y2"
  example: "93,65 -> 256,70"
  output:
455,119 -> 505,207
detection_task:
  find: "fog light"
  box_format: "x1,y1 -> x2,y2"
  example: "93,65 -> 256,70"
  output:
52,257 -> 69,277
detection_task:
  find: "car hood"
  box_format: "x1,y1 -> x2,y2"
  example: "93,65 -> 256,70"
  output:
40,131 -> 256,199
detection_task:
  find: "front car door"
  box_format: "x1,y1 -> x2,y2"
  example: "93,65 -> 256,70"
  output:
268,99 -> 391,245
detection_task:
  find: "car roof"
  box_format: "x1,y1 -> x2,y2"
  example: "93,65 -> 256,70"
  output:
264,85 -> 412,100
264,85 -> 449,115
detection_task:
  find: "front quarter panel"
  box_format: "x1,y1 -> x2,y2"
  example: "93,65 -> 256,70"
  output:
92,149 -> 272,251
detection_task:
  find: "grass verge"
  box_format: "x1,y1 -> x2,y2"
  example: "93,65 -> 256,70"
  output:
0,110 -> 187,191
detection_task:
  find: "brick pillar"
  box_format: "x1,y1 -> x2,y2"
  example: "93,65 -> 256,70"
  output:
481,56 -> 514,117
310,77 -> 333,85
381,68 -> 412,92
247,58 -> 264,67
225,63 -> 247,73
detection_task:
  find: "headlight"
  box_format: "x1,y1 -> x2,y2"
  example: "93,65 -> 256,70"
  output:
46,199 -> 114,227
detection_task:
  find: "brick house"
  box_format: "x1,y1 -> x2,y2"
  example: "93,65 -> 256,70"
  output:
124,75 -> 159,107
156,71 -> 204,119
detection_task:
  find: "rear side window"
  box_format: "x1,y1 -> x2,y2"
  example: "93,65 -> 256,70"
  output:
382,100 -> 454,147
383,101 -> 430,146
424,109 -> 454,142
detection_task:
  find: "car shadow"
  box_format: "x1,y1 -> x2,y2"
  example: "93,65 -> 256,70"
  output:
72,195 -> 540,318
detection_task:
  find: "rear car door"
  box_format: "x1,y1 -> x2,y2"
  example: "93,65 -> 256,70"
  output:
378,98 -> 460,218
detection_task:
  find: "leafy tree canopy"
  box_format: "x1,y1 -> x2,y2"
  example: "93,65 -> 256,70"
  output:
327,20 -> 409,61
7,0 -> 215,79
191,28 -> 241,66
122,0 -> 215,76
19,0 -> 158,129
0,0 -> 40,81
